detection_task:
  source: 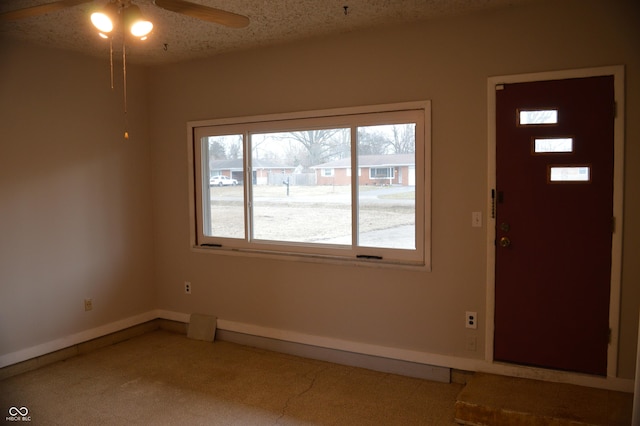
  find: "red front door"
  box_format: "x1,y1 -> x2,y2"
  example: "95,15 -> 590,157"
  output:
494,76 -> 615,376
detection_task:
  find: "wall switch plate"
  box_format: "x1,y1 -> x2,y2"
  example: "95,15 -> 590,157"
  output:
84,298 -> 93,311
466,335 -> 477,351
184,282 -> 191,294
466,311 -> 477,329
472,211 -> 482,227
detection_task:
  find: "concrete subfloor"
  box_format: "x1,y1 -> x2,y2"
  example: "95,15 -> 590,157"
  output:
0,328 -> 634,425
1,330 -> 462,425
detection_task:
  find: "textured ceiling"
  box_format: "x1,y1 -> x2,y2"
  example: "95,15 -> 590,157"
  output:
1,0 -> 536,65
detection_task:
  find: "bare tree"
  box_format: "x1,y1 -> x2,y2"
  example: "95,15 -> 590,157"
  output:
357,129 -> 390,155
227,137 -> 242,160
388,124 -> 416,154
208,139 -> 227,159
279,129 -> 348,167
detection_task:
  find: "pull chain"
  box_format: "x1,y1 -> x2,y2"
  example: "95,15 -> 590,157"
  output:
109,38 -> 114,90
123,41 -> 129,140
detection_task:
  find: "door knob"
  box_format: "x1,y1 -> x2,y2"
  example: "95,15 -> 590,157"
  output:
499,237 -> 511,248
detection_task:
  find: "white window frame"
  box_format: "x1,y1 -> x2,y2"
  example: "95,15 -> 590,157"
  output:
187,101 -> 431,269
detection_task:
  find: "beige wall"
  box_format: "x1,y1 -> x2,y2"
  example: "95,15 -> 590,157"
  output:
0,42 -> 155,356
149,0 -> 639,379
1,0 -> 638,382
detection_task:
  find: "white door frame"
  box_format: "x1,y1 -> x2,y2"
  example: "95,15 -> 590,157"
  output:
486,66 -> 625,378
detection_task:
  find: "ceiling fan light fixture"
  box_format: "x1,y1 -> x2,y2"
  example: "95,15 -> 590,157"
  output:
90,2 -> 119,34
125,5 -> 153,38
131,20 -> 153,38
5,0 -> 251,141
91,11 -> 114,33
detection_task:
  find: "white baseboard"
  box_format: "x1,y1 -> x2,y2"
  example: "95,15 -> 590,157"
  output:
2,309 -> 634,393
209,317 -> 633,392
0,311 -> 158,368
156,309 -> 190,324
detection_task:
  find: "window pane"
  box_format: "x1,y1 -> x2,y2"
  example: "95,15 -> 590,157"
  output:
357,124 -> 416,249
549,166 -> 590,182
519,109 -> 558,125
202,135 -> 245,239
534,137 -> 573,153
251,129 -> 352,243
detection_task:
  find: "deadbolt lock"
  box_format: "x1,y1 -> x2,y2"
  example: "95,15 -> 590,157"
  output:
499,237 -> 511,248
500,222 -> 510,232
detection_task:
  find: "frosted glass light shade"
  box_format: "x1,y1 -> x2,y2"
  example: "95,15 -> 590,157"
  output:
125,5 -> 153,38
91,11 -> 114,33
131,20 -> 153,37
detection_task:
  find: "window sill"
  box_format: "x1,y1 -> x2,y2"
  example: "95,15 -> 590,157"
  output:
191,244 -> 430,272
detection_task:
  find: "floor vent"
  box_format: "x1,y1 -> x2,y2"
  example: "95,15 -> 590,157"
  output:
187,314 -> 217,342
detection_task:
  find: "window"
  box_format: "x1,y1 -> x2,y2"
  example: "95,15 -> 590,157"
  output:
518,109 -> 558,125
370,167 -> 394,179
533,137 -> 573,153
549,165 -> 591,182
190,102 -> 430,267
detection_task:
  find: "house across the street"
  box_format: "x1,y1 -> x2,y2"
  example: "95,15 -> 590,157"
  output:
312,154 -> 415,186
209,159 -> 296,185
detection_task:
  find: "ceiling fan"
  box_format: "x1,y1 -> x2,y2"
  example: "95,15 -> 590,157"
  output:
2,0 -> 249,140
0,0 -> 250,29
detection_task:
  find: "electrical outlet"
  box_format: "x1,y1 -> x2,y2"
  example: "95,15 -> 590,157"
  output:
466,311 -> 477,329
184,282 -> 191,294
84,298 -> 93,311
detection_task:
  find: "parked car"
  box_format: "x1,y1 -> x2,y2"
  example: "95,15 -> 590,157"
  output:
210,175 -> 238,186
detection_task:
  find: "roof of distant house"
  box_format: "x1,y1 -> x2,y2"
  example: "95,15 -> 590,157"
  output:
312,154 -> 415,169
210,159 -> 296,170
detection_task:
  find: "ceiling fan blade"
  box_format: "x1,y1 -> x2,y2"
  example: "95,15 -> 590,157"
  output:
154,0 -> 249,28
1,0 -> 93,21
